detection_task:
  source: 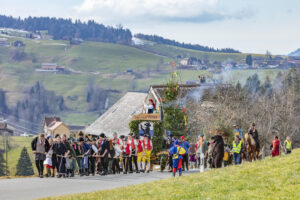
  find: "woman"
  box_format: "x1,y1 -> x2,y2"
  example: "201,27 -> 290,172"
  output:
44,138 -> 53,177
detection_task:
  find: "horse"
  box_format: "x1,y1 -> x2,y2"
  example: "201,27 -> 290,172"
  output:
244,133 -> 259,161
211,135 -> 224,168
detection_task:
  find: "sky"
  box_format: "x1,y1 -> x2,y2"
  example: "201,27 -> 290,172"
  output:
0,0 -> 299,55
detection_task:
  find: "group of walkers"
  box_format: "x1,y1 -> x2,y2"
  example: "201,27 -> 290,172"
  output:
31,132 -> 153,178
166,122 -> 294,177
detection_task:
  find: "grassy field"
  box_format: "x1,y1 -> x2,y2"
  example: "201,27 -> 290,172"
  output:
41,149 -> 300,200
0,136 -> 37,176
0,34 -> 288,126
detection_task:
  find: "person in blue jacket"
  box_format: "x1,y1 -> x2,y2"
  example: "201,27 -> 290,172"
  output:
169,140 -> 186,177
180,136 -> 190,171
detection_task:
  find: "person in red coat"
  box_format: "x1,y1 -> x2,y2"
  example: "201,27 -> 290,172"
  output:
271,136 -> 280,157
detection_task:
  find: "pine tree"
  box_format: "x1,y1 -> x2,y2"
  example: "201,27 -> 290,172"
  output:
163,72 -> 187,137
0,150 -> 8,176
15,147 -> 34,176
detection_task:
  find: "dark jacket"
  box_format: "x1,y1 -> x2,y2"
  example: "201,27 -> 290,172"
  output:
52,142 -> 67,156
31,137 -> 50,152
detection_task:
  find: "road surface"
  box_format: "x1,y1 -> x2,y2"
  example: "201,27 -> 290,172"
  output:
0,171 -> 198,200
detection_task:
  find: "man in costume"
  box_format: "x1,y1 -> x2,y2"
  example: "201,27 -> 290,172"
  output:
169,140 -> 186,177
142,134 -> 152,173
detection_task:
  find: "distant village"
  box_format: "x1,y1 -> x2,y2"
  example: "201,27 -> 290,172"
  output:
177,55 -> 300,72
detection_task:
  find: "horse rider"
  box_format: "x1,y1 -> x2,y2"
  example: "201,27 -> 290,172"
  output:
248,123 -> 260,151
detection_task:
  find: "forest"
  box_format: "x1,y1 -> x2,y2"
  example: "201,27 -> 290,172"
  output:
135,33 -> 241,53
0,15 -> 132,45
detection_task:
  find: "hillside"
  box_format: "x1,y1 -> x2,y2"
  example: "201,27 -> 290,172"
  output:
289,48 -> 300,57
41,149 -> 300,200
0,34 -> 282,126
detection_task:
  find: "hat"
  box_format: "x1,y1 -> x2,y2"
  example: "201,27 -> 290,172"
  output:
134,135 -> 139,139
252,123 -> 256,126
174,140 -> 179,145
119,135 -> 125,139
233,124 -> 237,127
92,138 -> 97,142
180,136 -> 185,140
128,133 -> 134,136
100,133 -> 106,138
200,133 -> 204,137
55,134 -> 60,138
78,137 -> 84,142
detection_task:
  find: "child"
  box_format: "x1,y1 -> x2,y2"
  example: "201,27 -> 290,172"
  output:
189,143 -> 197,169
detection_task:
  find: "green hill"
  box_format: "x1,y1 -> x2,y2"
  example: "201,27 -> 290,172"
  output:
41,149 -> 300,200
0,34 -> 282,126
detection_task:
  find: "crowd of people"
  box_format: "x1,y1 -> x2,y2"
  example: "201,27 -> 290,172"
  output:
31,122 -> 294,178
31,132 -> 152,178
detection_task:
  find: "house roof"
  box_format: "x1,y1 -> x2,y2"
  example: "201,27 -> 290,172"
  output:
149,84 -> 200,101
68,125 -> 86,131
48,121 -> 69,131
44,117 -> 61,127
42,63 -> 57,66
85,92 -> 147,137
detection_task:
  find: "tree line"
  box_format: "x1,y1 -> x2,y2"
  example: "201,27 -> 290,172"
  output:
0,15 -> 132,45
135,33 -> 241,53
187,68 -> 300,154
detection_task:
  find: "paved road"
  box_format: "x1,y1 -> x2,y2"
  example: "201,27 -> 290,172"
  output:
0,171 -> 198,200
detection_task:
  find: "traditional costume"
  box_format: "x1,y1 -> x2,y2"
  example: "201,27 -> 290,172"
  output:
169,140 -> 186,177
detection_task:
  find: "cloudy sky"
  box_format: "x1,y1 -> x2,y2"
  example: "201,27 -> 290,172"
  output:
0,0 -> 299,54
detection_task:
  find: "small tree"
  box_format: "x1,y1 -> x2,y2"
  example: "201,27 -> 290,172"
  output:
0,150 -> 8,176
15,147 -> 34,176
246,54 -> 253,66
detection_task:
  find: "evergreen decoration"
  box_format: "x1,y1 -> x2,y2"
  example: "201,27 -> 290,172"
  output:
0,150 -> 8,176
163,72 -> 187,137
129,120 -> 164,155
15,147 -> 34,176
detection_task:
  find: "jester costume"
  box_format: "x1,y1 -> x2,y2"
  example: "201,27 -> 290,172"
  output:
169,140 -> 186,177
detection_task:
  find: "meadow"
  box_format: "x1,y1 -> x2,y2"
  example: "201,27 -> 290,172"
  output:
40,148 -> 300,200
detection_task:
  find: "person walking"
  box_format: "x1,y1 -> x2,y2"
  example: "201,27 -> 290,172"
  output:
52,135 -> 68,178
232,136 -> 242,165
169,140 -> 186,177
74,137 -> 84,176
271,136 -> 280,157
180,136 -> 190,171
122,137 -> 131,174
284,136 -> 292,154
142,135 -> 152,173
43,137 -> 53,177
99,133 -> 109,175
31,133 -> 50,178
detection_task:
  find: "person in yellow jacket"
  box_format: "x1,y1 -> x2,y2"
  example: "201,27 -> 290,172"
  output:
284,136 -> 292,154
232,136 -> 242,165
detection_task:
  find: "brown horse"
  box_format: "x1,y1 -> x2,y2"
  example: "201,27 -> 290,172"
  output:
244,133 -> 259,161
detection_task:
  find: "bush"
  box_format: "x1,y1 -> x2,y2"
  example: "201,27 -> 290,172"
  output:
15,147 -> 34,176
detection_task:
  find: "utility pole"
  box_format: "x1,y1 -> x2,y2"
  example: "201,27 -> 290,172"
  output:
5,133 -> 8,176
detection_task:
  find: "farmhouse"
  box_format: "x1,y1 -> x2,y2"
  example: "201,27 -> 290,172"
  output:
0,122 -> 14,136
85,92 -> 147,137
40,63 -> 65,71
47,121 -> 70,138
43,116 -> 61,133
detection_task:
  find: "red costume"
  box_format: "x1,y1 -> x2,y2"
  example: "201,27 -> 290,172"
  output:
272,139 -> 280,157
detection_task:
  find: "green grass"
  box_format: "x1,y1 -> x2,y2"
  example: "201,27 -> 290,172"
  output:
41,149 -> 300,200
0,136 -> 37,176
